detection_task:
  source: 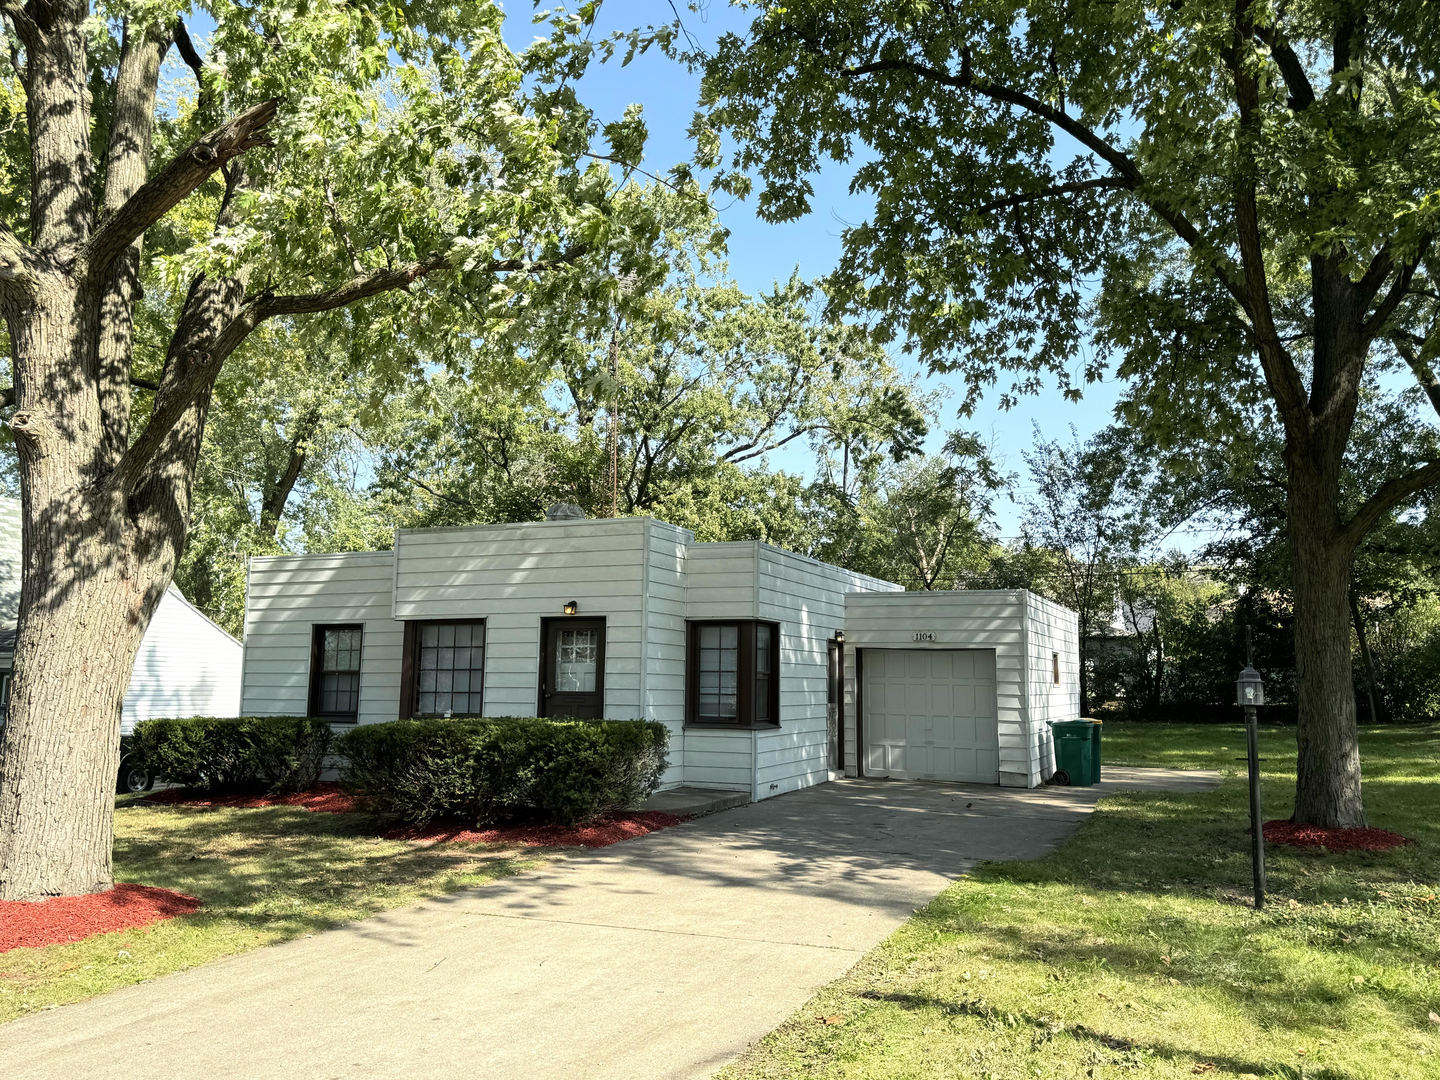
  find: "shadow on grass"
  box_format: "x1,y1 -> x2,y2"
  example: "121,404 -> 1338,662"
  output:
857,989 -> 1349,1080
112,801 -> 532,941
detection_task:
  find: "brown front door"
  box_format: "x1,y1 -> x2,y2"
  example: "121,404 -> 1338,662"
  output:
540,618 -> 606,718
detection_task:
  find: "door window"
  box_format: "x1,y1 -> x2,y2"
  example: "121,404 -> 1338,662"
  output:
555,628 -> 599,693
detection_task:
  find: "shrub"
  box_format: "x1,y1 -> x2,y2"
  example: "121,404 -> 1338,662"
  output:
336,717 -> 669,827
131,716 -> 334,795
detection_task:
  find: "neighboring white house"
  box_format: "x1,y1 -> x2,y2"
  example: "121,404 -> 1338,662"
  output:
0,498 -> 244,732
240,513 -> 1080,800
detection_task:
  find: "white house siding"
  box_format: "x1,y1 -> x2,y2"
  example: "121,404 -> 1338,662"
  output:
642,521 -> 693,788
680,542 -> 759,791
1022,591 -> 1082,783
754,547 -> 900,800
843,591 -> 1031,787
392,519 -> 651,720
241,552 -> 403,725
121,586 -> 243,734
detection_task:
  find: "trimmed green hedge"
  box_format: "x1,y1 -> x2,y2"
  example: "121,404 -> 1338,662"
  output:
131,716 -> 334,795
336,717 -> 669,827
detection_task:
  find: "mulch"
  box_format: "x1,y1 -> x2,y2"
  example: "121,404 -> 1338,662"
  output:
1264,819 -> 1413,852
0,883 -> 203,953
385,811 -> 688,848
144,782 -> 366,814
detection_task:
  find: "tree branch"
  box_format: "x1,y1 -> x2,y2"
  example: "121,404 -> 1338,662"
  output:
249,245 -> 588,319
973,176 -> 1129,215
1360,235 -> 1432,341
0,0 -> 39,52
83,97 -> 280,278
1395,333 -> 1440,418
108,243 -> 589,496
1342,460 -> 1440,552
1252,21 -> 1316,110
838,56 -> 1254,323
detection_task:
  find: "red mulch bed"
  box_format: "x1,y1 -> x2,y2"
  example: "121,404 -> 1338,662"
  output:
0,883 -> 202,953
1264,819 -> 1413,852
145,781 -> 364,814
386,811 -> 687,848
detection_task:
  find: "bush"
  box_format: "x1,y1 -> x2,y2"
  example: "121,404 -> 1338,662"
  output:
131,716 -> 334,795
336,717 -> 669,827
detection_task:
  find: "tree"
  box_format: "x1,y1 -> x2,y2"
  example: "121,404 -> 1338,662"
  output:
1011,429 -> 1141,714
677,0 -> 1440,826
830,431 -> 1002,589
377,263 -> 928,540
0,1 -> 674,900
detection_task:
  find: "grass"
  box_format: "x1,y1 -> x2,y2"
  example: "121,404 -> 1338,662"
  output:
0,799 -> 537,1023
719,721 -> 1440,1080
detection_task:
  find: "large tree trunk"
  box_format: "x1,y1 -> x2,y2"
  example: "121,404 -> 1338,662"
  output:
1287,450 -> 1366,828
0,291 -> 170,899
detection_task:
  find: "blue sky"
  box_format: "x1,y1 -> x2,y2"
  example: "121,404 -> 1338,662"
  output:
504,2 -> 1130,540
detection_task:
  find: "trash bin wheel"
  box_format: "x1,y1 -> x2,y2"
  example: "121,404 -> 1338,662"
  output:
1052,769 -> 1072,786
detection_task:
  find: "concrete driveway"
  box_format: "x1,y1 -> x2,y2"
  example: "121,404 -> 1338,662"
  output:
1,769 -> 1215,1080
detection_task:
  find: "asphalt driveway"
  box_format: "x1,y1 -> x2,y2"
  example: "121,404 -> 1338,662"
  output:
1,769 -> 1215,1080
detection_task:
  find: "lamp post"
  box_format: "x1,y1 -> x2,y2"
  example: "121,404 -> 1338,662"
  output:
1235,660 -> 1267,910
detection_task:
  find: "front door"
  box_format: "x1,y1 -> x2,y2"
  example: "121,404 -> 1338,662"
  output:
540,618 -> 606,718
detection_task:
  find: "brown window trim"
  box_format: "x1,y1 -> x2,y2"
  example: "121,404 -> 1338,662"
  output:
308,623 -> 363,723
399,618 -> 487,719
685,620 -> 781,729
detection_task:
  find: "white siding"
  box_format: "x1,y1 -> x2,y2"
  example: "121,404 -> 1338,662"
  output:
1023,591 -> 1082,782
393,519 -> 651,720
843,589 -> 1081,789
844,591 -> 1030,786
753,546 -> 899,800
122,586 -> 243,734
242,552 -> 402,726
643,521 -> 693,788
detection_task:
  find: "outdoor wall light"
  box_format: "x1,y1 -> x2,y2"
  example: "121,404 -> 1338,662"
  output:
563,600 -> 578,616
1235,665 -> 1265,706
834,630 -> 845,645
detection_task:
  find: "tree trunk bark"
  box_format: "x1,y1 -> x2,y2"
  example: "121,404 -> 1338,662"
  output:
1287,456 -> 1366,828
0,288 -> 171,899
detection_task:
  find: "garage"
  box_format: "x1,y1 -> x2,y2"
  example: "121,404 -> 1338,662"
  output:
844,589 -> 1080,788
861,649 -> 999,782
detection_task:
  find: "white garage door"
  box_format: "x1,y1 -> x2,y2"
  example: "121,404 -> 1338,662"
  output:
862,649 -> 999,782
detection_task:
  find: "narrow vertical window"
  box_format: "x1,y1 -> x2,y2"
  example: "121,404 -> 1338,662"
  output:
1053,652 -> 1061,686
310,624 -> 363,721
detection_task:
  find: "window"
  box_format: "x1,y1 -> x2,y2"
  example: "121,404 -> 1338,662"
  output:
686,621 -> 780,727
1053,652 -> 1061,686
402,620 -> 486,718
309,625 -> 362,721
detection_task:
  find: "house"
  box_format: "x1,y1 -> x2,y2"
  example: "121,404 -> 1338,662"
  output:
0,498 -> 244,731
240,513 -> 1080,800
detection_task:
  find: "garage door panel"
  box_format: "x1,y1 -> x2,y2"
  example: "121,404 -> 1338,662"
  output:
862,649 -> 1001,784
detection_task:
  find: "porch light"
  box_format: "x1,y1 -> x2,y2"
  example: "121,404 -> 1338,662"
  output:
1235,665 -> 1264,707
834,630 -> 845,645
563,600 -> 578,616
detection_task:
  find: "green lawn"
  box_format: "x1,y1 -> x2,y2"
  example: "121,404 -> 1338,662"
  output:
720,721 -> 1440,1080
0,800 -> 536,1023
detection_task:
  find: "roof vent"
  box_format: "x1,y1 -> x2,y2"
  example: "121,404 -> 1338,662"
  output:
546,502 -> 585,521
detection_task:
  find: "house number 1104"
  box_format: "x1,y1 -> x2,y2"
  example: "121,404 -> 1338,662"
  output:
913,632 -> 936,642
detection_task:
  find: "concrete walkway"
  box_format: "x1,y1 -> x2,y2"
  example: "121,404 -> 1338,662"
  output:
2,768 -> 1216,1080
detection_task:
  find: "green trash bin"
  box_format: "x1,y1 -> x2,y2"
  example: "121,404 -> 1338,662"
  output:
1050,721 -> 1095,786
1081,717 -> 1103,784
